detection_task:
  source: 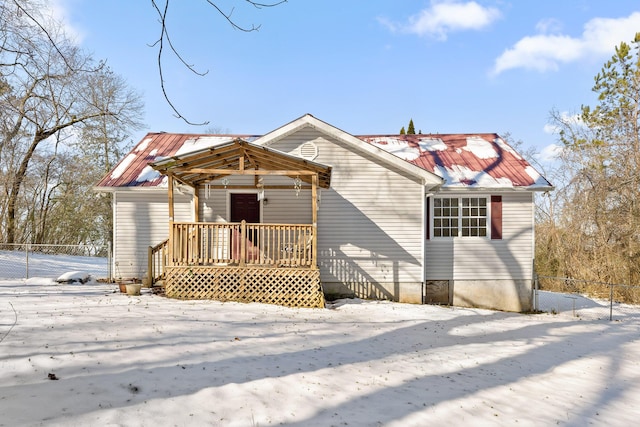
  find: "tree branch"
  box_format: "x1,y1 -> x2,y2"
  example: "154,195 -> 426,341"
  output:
150,0 -> 209,125
10,0 -> 102,74
149,0 -> 286,125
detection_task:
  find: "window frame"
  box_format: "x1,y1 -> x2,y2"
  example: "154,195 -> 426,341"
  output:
431,195 -> 491,239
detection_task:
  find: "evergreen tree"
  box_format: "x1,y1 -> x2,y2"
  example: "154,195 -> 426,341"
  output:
400,126 -> 406,135
407,119 -> 416,135
538,33 -> 640,288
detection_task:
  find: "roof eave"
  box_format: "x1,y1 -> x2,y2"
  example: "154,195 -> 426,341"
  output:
93,185 -> 169,192
437,185 -> 555,192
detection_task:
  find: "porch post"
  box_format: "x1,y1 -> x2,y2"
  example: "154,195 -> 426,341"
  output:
168,174 -> 175,266
311,174 -> 318,269
168,174 -> 175,221
193,184 -> 200,222
192,184 -> 200,261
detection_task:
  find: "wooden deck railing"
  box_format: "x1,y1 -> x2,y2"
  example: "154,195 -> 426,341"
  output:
169,221 -> 315,267
148,238 -> 169,285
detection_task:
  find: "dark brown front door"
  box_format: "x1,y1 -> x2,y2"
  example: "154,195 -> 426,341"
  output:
230,193 -> 260,246
230,193 -> 260,223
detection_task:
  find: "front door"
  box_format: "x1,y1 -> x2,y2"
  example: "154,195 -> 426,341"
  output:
230,193 -> 260,248
230,193 -> 260,224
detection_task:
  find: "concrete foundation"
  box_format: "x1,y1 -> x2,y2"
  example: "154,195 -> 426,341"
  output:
322,281 -> 423,304
451,279 -> 533,312
324,279 -> 533,312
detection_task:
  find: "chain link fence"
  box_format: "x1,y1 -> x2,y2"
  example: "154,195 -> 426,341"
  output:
534,275 -> 640,321
0,243 -> 111,281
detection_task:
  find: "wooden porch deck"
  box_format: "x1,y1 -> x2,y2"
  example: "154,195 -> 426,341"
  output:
149,221 -> 325,308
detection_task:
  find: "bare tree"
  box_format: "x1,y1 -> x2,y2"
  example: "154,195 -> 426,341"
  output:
0,1 -> 143,245
1,0 -> 284,246
537,34 -> 640,285
6,0 -> 286,127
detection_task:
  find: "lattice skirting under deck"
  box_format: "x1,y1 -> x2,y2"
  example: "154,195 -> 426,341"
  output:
164,266 -> 325,308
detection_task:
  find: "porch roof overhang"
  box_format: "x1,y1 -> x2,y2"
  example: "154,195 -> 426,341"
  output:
150,138 -> 332,189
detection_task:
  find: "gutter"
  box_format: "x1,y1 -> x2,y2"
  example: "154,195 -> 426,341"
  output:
93,186 -> 171,193
434,185 -> 555,193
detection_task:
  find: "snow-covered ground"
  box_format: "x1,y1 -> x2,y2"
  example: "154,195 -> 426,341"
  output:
1,258 -> 640,426
0,249 -> 108,280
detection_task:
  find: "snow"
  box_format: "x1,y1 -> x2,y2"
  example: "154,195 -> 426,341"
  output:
463,136 -> 499,159
1,256 -> 640,426
174,136 -> 235,156
524,165 -> 552,187
434,164 -> 516,187
370,138 -> 421,161
494,137 -> 523,159
109,153 -> 137,180
134,137 -> 153,153
367,136 -> 549,189
418,137 -> 447,152
0,250 -> 108,280
55,271 -> 93,284
135,165 -> 161,183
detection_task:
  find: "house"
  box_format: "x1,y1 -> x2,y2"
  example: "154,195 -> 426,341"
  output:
95,114 -> 553,311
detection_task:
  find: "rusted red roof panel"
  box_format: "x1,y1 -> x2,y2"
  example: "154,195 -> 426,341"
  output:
95,133 -> 258,188
96,131 -> 551,190
358,133 -> 551,189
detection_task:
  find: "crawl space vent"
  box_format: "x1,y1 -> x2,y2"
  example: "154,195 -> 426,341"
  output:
297,142 -> 318,160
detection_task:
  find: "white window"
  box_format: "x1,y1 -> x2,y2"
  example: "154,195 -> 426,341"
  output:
433,197 -> 488,237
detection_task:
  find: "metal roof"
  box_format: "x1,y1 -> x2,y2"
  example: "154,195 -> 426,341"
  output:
95,129 -> 551,191
358,134 -> 552,190
96,133 -> 258,189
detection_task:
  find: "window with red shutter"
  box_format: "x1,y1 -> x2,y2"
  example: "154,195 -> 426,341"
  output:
432,196 -> 489,238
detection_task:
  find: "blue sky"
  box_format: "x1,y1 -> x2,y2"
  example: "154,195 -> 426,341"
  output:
53,1 -> 640,161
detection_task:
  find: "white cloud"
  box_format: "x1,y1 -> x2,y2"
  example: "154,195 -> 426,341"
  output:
536,144 -> 564,162
543,123 -> 559,134
544,112 -> 584,135
382,1 -> 501,41
47,0 -> 85,44
494,34 -> 584,73
535,18 -> 563,34
492,12 -> 640,75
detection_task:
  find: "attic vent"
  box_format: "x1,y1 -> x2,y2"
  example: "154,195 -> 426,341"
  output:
298,142 -> 318,160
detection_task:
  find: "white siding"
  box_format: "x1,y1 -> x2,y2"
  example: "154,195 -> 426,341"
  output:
262,190 -> 311,224
426,192 -> 534,281
199,176 -> 254,222
197,175 -> 311,224
113,191 -> 192,279
270,128 -> 425,287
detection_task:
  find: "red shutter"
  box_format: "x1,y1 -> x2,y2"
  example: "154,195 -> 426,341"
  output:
491,195 -> 502,240
426,197 -> 430,240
